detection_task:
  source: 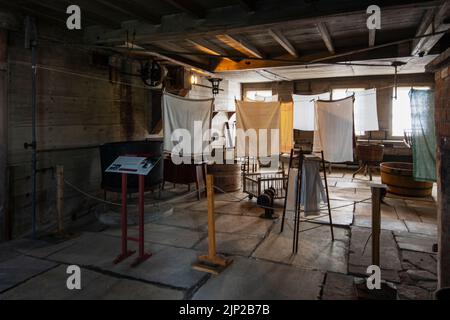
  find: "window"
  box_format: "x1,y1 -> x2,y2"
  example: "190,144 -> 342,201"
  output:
245,90 -> 273,101
391,87 -> 430,137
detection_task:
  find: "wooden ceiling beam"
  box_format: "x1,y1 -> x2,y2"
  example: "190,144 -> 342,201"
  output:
316,21 -> 335,54
217,34 -> 264,59
89,0 -> 160,25
162,0 -> 205,18
411,1 -> 450,56
88,1 -> 441,44
268,28 -> 298,57
186,38 -> 231,57
239,0 -> 257,13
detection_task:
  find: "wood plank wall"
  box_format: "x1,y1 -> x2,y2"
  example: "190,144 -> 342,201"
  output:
6,30 -> 151,238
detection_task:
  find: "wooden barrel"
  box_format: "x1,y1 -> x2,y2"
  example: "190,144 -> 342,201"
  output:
207,163 -> 241,193
380,162 -> 433,197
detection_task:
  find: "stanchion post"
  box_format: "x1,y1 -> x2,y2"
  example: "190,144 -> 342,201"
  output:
206,174 -> 217,258
56,165 -> 64,234
113,173 -> 135,264
370,183 -> 386,267
131,174 -> 152,267
193,174 -> 233,275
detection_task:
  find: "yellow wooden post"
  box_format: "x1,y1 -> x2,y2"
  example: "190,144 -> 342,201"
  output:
192,174 -> 233,275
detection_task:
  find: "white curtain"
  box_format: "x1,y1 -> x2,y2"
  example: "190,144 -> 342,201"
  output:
353,89 -> 379,132
292,92 -> 331,130
162,92 -> 213,156
313,96 -> 354,162
235,100 -> 280,157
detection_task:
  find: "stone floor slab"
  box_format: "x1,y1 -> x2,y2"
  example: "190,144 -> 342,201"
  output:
0,265 -> 183,300
214,215 -> 275,237
321,272 -> 357,300
192,256 -> 324,300
252,222 -> 349,274
103,223 -> 205,249
194,232 -> 263,257
348,226 -> 401,282
395,232 -> 436,254
353,216 -> 408,233
404,221 -> 438,236
48,232 -> 205,289
0,255 -> 57,293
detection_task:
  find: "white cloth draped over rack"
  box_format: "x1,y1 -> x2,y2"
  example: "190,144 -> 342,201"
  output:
292,92 -> 331,131
313,96 -> 354,162
285,157 -> 326,216
162,92 -> 213,157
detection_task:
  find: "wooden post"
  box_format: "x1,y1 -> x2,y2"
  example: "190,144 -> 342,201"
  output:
192,174 -> 233,275
370,183 -> 386,266
56,165 -> 64,234
206,175 -> 217,258
0,29 -> 8,241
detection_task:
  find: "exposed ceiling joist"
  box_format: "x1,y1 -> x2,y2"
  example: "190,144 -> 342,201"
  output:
316,21 -> 335,54
268,28 -> 299,57
118,42 -> 214,77
88,1 -> 441,45
153,40 -> 207,64
369,29 -> 376,47
186,38 -> 228,56
411,1 -> 450,56
218,34 -> 264,59
90,0 -> 160,25
163,0 -> 205,18
239,0 -> 257,12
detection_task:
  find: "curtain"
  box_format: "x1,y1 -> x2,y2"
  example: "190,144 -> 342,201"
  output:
354,89 -> 379,132
162,92 -> 213,157
292,92 -> 331,130
409,89 -> 436,182
313,96 -> 354,162
235,100 -> 281,157
280,102 -> 294,153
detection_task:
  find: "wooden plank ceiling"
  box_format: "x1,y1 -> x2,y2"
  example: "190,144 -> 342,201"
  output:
1,0 -> 449,81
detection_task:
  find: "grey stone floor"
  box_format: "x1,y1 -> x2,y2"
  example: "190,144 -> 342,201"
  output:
0,169 -> 438,300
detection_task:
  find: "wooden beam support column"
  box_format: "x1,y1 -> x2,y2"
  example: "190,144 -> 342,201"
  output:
0,29 -> 8,240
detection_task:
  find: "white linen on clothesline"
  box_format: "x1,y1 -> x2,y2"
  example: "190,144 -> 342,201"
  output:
162,92 -> 213,156
235,100 -> 281,157
292,92 -> 331,130
313,96 -> 354,163
353,89 -> 379,132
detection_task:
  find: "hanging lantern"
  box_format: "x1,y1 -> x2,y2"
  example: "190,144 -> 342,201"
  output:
208,77 -> 222,96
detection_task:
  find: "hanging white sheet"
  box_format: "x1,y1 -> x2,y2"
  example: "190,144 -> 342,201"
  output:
353,89 -> 379,132
313,96 -> 354,162
235,100 -> 280,157
292,92 -> 331,130
162,92 -> 213,157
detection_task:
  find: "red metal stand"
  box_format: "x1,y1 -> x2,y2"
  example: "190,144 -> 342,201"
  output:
113,173 -> 152,267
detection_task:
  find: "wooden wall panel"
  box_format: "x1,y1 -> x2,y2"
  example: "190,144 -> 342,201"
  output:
6,30 -> 151,238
